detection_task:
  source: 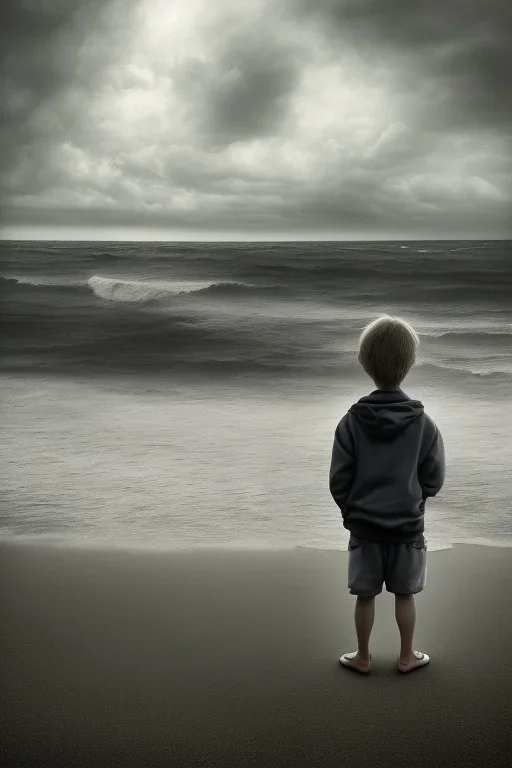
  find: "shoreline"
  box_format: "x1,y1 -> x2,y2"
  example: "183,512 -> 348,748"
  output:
2,535 -> 512,555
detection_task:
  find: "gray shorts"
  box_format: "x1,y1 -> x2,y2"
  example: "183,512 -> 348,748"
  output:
347,533 -> 428,596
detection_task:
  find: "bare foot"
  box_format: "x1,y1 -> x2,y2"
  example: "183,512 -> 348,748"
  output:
398,650 -> 430,673
339,651 -> 372,674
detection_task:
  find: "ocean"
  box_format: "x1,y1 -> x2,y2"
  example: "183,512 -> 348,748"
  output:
1,240 -> 511,553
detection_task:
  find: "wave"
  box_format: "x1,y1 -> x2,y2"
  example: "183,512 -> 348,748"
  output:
421,327 -> 512,338
87,276 -> 273,303
1,274 -> 266,303
3,277 -> 511,332
418,359 -> 512,377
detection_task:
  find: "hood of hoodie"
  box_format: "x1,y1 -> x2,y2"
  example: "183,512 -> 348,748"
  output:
349,389 -> 424,440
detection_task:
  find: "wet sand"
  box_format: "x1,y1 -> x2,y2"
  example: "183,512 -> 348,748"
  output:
1,541 -> 511,767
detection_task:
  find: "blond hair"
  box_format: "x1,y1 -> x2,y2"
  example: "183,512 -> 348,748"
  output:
358,314 -> 420,390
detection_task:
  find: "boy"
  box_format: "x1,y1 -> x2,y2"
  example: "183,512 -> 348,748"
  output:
329,315 -> 445,674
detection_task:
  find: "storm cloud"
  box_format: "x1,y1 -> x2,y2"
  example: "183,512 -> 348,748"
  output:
1,0 -> 510,239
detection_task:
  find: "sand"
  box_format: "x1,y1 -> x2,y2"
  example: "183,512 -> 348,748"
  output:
1,541 -> 511,767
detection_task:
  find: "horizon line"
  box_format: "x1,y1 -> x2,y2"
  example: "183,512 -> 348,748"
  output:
0,236 -> 508,244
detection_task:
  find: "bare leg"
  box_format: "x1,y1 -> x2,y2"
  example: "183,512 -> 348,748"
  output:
354,595 -> 375,663
395,594 -> 416,663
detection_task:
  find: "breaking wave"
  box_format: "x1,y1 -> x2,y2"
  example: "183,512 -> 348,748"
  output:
87,276 -> 262,303
1,274 -> 267,303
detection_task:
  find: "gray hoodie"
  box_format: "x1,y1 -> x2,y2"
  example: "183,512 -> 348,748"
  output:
329,389 -> 445,543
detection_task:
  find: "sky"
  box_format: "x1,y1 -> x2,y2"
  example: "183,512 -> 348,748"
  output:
0,0 -> 511,241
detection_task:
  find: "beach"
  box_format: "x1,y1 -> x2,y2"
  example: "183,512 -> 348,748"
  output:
2,541 -> 511,767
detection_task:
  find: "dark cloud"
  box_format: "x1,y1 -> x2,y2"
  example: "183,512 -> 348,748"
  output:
172,34 -> 300,146
304,0 -> 509,46
205,40 -> 299,144
293,0 -> 512,133
0,0 -> 134,174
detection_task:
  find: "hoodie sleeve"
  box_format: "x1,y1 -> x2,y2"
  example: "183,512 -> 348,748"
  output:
329,414 -> 355,517
418,426 -> 445,499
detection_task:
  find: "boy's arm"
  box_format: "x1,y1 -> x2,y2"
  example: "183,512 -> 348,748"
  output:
418,426 -> 445,499
329,414 -> 355,517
